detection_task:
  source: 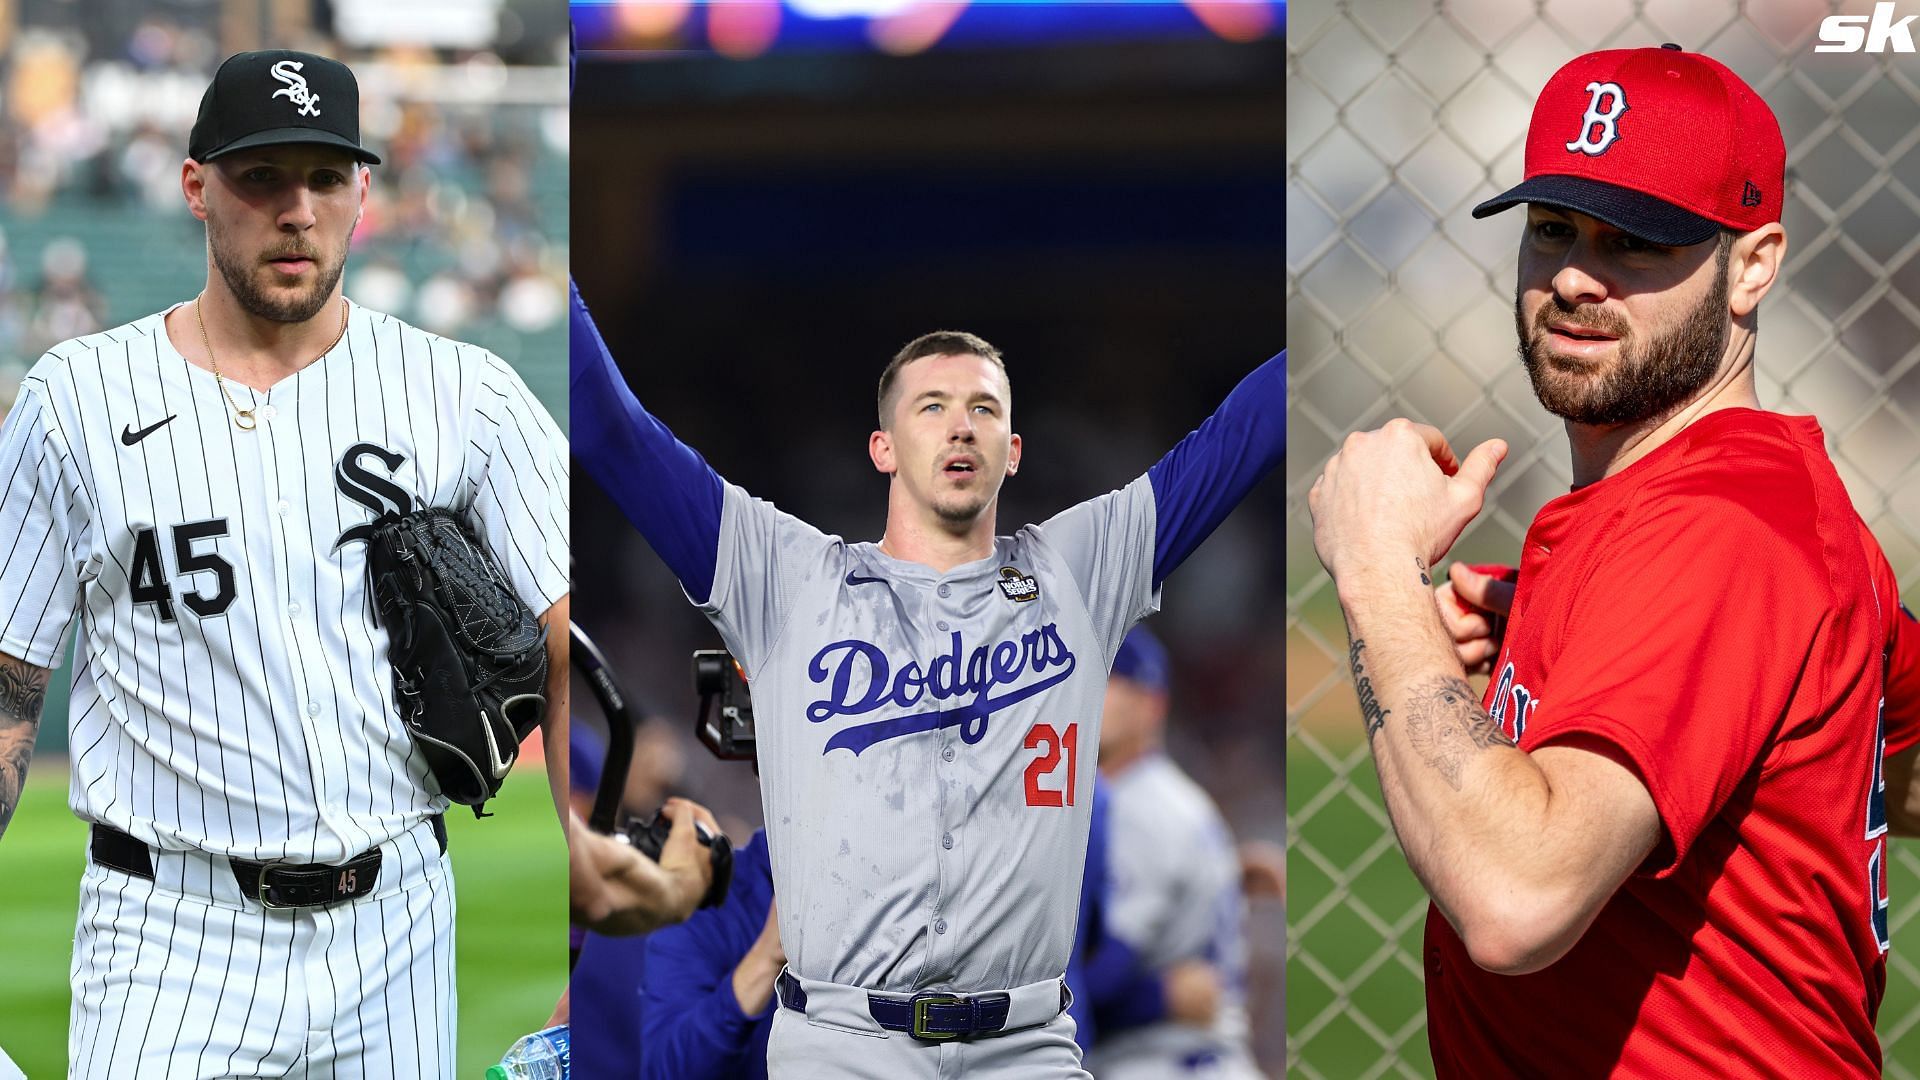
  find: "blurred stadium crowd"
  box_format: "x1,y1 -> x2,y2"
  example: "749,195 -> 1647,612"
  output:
0,0 -> 570,417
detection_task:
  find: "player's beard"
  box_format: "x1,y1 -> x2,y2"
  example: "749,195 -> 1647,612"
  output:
1515,264 -> 1731,427
931,485 -> 992,526
207,213 -> 351,325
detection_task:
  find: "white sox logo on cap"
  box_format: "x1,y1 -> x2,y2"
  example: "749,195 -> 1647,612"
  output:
269,59 -> 321,118
1566,80 -> 1627,155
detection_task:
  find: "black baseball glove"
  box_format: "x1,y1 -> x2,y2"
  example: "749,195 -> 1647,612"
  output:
366,507 -> 550,817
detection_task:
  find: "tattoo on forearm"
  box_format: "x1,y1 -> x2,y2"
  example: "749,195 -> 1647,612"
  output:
1349,638 -> 1392,742
0,657 -> 48,838
1416,557 -> 1430,586
1403,674 -> 1515,790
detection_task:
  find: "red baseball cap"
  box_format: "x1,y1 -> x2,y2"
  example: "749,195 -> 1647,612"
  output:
1472,44 -> 1783,246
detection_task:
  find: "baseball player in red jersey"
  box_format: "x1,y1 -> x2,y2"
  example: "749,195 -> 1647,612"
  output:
1310,45 -> 1913,1076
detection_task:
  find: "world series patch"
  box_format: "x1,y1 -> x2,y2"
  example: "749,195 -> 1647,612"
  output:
997,566 -> 1039,603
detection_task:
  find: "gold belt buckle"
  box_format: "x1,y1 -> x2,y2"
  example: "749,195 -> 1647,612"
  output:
910,993 -> 967,1041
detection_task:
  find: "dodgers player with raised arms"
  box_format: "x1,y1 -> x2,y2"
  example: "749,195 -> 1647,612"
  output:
0,51 -> 576,1077
570,278 -> 1282,1075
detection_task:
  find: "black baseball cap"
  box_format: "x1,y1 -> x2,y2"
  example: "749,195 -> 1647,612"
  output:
188,50 -> 381,166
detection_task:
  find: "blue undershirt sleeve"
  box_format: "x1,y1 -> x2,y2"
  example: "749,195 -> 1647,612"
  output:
1145,351 -> 1285,587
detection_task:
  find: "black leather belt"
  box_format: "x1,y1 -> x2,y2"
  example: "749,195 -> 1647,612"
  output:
775,970 -> 1066,1041
88,818 -> 444,909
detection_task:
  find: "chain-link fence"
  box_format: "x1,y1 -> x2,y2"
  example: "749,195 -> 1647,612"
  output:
1288,1 -> 1920,1074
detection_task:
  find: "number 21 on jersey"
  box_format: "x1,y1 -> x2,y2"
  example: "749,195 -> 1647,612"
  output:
1024,722 -> 1078,807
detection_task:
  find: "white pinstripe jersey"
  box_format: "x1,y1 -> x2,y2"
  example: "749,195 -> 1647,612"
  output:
0,299 -> 569,863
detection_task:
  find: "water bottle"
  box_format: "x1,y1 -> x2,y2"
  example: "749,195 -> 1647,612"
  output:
484,1024 -> 570,1080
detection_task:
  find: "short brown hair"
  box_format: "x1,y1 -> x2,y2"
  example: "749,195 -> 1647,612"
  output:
876,331 -> 1009,428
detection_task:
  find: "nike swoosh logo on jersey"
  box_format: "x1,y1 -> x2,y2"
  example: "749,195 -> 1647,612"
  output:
121,415 -> 177,445
480,712 -> 515,778
845,572 -> 887,587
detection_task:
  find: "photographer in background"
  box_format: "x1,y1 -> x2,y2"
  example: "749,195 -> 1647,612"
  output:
567,717 -> 744,1078
570,799 -> 720,935
569,713 -> 722,936
516,792 -> 721,1076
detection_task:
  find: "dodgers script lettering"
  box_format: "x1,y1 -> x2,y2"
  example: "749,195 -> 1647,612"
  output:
808,625 -> 1077,755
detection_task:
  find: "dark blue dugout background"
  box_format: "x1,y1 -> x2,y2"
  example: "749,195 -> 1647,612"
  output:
570,2 -> 1283,1070
665,167 -> 1279,265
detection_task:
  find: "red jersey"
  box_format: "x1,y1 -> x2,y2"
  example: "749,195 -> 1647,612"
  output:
1427,410 -> 1897,1078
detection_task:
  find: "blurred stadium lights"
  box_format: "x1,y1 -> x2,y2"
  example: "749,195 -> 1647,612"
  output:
788,0 -> 923,16
573,0 -> 1284,58
615,0 -> 698,38
1186,0 -> 1279,42
708,2 -> 784,60
866,3 -> 968,55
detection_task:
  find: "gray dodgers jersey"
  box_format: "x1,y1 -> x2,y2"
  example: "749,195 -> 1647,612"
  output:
702,475 -> 1159,993
0,302 -> 570,863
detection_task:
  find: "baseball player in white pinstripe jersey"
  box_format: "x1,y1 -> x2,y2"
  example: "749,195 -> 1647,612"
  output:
0,51 -> 569,1078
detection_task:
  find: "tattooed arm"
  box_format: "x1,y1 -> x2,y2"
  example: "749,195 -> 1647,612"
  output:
0,652 -> 49,842
1339,556 -> 1659,975
1312,420 -> 1659,975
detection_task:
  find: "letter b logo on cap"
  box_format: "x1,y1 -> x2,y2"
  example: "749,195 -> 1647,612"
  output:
1566,81 -> 1628,155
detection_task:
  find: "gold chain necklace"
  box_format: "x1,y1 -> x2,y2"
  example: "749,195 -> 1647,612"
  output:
193,295 -> 349,431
